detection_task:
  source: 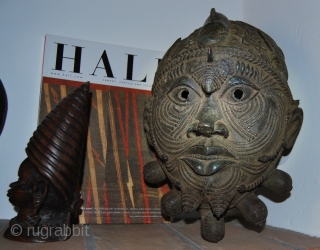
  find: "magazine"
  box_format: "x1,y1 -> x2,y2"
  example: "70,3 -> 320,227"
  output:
40,35 -> 169,224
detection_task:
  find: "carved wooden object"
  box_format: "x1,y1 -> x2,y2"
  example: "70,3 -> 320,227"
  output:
0,79 -> 7,135
4,82 -> 91,242
144,9 -> 303,242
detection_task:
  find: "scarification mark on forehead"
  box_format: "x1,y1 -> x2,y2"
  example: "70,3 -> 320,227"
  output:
191,63 -> 226,94
153,46 -> 289,98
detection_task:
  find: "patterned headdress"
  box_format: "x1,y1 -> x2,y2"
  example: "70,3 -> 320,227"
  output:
152,8 -> 288,95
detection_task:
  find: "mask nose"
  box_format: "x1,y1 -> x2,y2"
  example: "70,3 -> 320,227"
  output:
9,181 -> 19,189
197,117 -> 228,138
188,96 -> 229,138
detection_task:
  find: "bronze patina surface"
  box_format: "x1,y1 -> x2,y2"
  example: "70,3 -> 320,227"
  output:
144,9 -> 303,242
4,82 -> 91,242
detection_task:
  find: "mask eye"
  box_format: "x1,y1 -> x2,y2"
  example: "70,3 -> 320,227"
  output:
233,88 -> 245,101
228,85 -> 258,104
18,181 -> 30,190
168,86 -> 200,105
178,89 -> 190,101
222,80 -> 259,104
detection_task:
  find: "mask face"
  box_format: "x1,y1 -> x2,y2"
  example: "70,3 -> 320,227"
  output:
144,8 -> 303,243
151,54 -> 290,215
7,180 -> 33,207
7,159 -> 40,207
153,57 -> 289,165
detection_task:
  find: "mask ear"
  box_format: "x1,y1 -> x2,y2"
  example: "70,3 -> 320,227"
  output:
283,108 -> 303,150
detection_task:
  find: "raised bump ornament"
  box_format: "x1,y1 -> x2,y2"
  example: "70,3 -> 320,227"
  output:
4,82 -> 91,242
143,8 -> 303,242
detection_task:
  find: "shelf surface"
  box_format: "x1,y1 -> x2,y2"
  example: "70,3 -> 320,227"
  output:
1,219 -> 320,249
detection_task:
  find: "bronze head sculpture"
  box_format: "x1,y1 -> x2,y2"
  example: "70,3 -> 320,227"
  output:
144,9 -> 303,242
4,82 -> 91,242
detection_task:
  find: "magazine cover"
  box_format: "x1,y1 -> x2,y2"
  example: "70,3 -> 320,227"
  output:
40,35 -> 169,224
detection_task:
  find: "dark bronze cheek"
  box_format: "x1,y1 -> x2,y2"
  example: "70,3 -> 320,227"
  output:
153,95 -> 203,143
8,188 -> 33,207
221,92 -> 281,144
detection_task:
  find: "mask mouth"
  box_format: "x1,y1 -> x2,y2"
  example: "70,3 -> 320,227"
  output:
184,145 -> 234,158
7,189 -> 12,197
181,146 -> 235,175
182,157 -> 234,176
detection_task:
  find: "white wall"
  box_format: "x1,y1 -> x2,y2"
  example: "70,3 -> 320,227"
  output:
1,0 -> 318,238
0,0 -> 242,220
243,0 -> 320,237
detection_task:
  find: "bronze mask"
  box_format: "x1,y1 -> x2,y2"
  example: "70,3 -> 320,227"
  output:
144,8 -> 303,242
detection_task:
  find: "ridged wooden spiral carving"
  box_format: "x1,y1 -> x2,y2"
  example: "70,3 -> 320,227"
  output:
4,82 -> 91,242
144,8 -> 303,242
